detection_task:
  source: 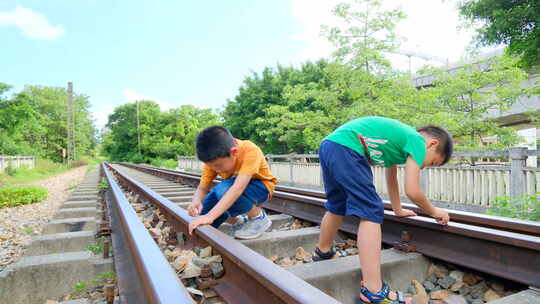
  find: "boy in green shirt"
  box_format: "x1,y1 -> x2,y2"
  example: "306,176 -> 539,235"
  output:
313,117 -> 452,304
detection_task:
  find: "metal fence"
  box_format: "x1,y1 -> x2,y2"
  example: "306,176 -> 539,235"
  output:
178,148 -> 539,206
0,156 -> 35,173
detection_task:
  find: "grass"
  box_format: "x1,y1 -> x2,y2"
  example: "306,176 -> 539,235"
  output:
0,159 -> 68,185
23,226 -> 34,235
0,185 -> 48,208
0,158 -> 104,186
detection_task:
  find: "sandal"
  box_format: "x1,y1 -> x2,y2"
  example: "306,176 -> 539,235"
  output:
356,281 -> 409,304
312,246 -> 336,261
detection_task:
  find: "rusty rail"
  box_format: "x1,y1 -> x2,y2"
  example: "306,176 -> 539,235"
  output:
122,163 -> 540,289
137,164 -> 540,236
106,163 -> 340,304
101,163 -> 194,304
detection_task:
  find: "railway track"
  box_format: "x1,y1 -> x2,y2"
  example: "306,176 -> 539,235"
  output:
103,162 -> 540,303
102,162 -> 339,304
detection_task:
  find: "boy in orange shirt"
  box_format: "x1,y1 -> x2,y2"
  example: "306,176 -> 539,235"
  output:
187,126 -> 278,239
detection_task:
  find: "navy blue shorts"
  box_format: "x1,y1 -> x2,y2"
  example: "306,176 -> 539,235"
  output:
201,178 -> 269,228
319,140 -> 384,224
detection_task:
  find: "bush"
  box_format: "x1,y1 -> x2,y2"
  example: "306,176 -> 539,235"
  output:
0,186 -> 48,208
70,159 -> 89,168
150,158 -> 177,169
487,193 -> 540,221
4,163 -> 17,176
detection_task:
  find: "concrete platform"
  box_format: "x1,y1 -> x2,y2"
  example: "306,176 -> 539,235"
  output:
240,227 -> 320,258
53,207 -> 97,220
42,217 -> 96,234
0,252 -> 112,304
490,289 -> 540,304
26,231 -> 95,256
288,250 -> 429,304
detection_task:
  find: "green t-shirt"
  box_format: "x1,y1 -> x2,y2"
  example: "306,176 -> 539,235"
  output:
325,116 -> 426,168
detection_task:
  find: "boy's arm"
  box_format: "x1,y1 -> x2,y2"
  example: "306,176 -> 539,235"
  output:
385,165 -> 417,217
187,183 -> 211,216
188,174 -> 252,234
404,156 -> 449,224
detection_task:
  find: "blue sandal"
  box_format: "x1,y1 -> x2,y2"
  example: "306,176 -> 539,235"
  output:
356,281 -> 408,304
312,246 -> 336,261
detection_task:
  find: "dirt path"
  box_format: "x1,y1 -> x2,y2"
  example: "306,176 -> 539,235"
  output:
0,166 -> 92,271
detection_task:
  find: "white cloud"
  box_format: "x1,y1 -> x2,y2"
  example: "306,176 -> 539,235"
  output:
289,0 -> 340,61
93,89 -> 179,130
0,5 -> 65,40
122,88 -> 175,110
289,0 -> 477,71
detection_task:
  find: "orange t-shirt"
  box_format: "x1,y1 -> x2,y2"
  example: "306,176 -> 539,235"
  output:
200,139 -> 278,194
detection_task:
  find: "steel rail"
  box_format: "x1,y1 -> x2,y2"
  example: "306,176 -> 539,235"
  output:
135,164 -> 540,236
101,163 -> 194,304
121,163 -> 540,288
106,163 -> 340,304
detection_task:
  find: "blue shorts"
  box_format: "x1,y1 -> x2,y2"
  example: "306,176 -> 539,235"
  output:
200,177 -> 269,228
319,140 -> 384,224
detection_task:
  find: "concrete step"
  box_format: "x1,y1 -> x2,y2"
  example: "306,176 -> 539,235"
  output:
218,214 -> 293,235
0,252 -> 112,304
490,289 -> 540,304
240,227 -> 320,258
287,250 -> 429,304
53,207 -> 97,220
75,186 -> 97,191
168,195 -> 192,203
68,195 -> 98,201
62,201 -> 97,209
72,190 -> 99,195
42,217 -> 96,234
267,214 -> 294,229
150,186 -> 193,190
154,191 -> 195,196
177,203 -> 190,209
26,231 -> 95,256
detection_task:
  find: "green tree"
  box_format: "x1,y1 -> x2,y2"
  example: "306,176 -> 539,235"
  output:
101,101 -> 220,162
418,55 -> 530,150
459,0 -> 540,68
0,84 -> 96,161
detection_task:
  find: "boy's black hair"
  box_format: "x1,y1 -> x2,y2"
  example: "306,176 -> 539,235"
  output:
417,125 -> 453,165
196,126 -> 236,162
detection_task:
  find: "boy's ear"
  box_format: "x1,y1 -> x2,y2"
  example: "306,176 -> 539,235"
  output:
427,138 -> 440,149
230,146 -> 239,156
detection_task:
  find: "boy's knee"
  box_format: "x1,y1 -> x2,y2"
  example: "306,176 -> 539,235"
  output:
213,179 -> 235,198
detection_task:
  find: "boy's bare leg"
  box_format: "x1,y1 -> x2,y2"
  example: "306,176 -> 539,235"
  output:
225,217 -> 239,224
358,220 -> 411,304
245,205 -> 262,218
358,220 -> 382,294
316,211 -> 343,252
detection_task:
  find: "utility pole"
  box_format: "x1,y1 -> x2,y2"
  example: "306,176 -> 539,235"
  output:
67,82 -> 75,163
136,100 -> 141,156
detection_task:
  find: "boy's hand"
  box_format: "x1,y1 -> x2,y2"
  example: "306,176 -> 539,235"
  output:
430,207 -> 449,225
394,208 -> 417,217
188,214 -> 214,235
187,202 -> 202,217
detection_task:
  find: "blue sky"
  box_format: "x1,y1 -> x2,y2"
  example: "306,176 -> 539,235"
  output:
0,0 -> 474,129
